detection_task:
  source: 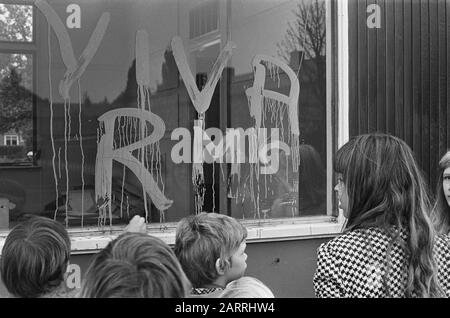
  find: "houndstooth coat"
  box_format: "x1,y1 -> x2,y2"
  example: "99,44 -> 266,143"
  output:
313,227 -> 450,297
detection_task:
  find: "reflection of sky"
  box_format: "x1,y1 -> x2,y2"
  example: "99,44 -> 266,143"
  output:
231,0 -> 302,75
34,0 -> 313,103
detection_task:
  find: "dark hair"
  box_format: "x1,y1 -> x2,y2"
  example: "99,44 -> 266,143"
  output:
334,133 -> 443,297
80,232 -> 190,298
0,216 -> 71,298
174,212 -> 247,288
431,151 -> 450,234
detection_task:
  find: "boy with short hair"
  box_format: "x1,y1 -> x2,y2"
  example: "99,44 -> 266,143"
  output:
80,232 -> 191,298
0,215 -> 75,298
174,212 -> 248,297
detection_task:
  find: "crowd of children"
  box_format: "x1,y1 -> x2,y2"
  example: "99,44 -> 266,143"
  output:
1,133 -> 450,298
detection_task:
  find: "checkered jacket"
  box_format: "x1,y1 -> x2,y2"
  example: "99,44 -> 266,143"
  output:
313,227 -> 450,297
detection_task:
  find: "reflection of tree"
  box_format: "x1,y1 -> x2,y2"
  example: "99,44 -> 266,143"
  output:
277,0 -> 326,101
0,4 -> 33,90
0,68 -> 33,149
0,4 -> 32,42
0,54 -> 32,91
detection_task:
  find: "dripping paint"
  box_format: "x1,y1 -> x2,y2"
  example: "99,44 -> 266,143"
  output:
95,29 -> 171,229
36,0 -> 110,227
171,36 -> 234,214
95,108 -> 172,228
241,54 -> 302,219
36,0 -> 304,225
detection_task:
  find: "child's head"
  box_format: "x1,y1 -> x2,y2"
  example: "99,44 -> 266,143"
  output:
334,133 -> 443,297
220,276 -> 275,298
80,232 -> 190,298
0,215 -> 71,298
334,133 -> 433,230
431,150 -> 450,234
174,212 -> 248,288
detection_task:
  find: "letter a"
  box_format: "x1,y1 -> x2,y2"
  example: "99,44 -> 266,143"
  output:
66,4 -> 81,29
65,264 -> 81,289
367,4 -> 381,29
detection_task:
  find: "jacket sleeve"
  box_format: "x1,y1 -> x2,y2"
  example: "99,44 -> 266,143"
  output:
313,242 -> 344,298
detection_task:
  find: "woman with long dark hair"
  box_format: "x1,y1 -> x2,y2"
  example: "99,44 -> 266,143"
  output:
431,151 -> 450,235
313,133 -> 450,297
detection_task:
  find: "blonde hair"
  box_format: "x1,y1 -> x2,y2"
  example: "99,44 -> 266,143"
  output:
220,277 -> 274,298
174,212 -> 247,288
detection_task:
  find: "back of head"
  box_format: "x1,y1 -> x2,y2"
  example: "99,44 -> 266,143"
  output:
220,277 -> 274,298
174,212 -> 247,288
334,133 -> 442,297
431,150 -> 450,234
80,232 -> 190,298
0,216 -> 71,298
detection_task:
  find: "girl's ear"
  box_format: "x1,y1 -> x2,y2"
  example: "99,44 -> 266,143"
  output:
215,258 -> 226,275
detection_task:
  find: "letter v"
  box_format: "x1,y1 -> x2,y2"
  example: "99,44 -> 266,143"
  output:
35,0 -> 110,99
171,36 -> 234,114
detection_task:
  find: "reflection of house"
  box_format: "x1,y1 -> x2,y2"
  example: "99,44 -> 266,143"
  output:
0,133 -> 21,146
0,132 -> 26,163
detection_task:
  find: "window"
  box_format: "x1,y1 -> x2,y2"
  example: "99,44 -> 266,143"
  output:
0,2 -> 34,166
4,134 -> 18,145
228,0 -> 330,219
0,3 -> 33,42
189,0 -> 219,39
0,0 -> 344,242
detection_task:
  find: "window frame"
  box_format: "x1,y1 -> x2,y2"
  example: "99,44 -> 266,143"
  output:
0,0 -> 349,252
4,134 -> 19,145
0,0 -> 37,166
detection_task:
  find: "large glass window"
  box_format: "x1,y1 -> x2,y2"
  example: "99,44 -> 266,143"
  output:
228,0 -> 327,219
0,0 -> 334,231
0,2 -> 34,166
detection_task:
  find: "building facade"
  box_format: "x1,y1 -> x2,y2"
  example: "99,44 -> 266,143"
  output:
0,0 -> 448,297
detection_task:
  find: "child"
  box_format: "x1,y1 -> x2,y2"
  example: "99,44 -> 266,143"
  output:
220,276 -> 275,298
431,150 -> 450,234
0,215 -> 75,298
80,232 -> 190,298
174,212 -> 248,297
314,133 -> 450,297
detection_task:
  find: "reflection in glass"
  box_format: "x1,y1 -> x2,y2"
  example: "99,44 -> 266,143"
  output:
0,0 -> 330,230
0,4 -> 33,42
230,0 -> 327,219
0,53 -> 33,165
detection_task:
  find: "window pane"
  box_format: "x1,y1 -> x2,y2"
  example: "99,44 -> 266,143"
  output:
0,4 -> 33,42
0,53 -> 33,166
229,0 -> 327,218
0,0 -> 331,230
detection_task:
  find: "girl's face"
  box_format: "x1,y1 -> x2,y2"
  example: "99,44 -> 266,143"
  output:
442,167 -> 450,207
334,174 -> 349,217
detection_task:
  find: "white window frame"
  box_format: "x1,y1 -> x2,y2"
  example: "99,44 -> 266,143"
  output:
0,0 -> 349,254
4,134 -> 19,146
